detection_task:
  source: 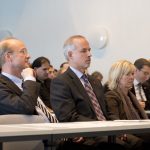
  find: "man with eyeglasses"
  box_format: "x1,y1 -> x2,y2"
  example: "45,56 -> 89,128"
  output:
0,38 -> 39,114
131,58 -> 150,110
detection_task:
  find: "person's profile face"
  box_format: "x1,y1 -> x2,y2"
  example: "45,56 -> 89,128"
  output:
35,62 -> 50,80
119,71 -> 135,89
70,39 -> 91,72
48,66 -> 56,79
9,41 -> 30,70
136,65 -> 150,83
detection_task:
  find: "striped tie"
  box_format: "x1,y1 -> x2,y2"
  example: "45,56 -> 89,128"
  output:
37,97 -> 58,123
81,74 -> 106,121
22,81 -> 58,123
138,83 -> 145,101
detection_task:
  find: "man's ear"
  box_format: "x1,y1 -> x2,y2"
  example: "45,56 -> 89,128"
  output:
68,51 -> 73,59
4,52 -> 12,61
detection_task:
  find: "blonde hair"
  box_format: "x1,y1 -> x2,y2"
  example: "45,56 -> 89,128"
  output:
108,60 -> 135,90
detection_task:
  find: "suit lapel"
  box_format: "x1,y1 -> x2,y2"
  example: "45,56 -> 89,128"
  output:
67,68 -> 96,111
0,74 -> 22,95
130,86 -> 136,95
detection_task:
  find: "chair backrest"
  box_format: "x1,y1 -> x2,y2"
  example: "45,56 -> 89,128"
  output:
0,114 -> 49,124
0,115 -> 48,150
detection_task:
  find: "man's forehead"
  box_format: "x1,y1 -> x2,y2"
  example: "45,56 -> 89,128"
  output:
143,65 -> 150,70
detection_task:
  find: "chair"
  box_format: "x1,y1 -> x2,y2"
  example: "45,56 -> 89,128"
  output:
0,114 -> 49,150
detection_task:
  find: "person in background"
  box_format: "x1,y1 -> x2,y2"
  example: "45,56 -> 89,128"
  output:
31,56 -> 51,108
54,68 -> 58,77
131,58 -> 150,110
48,65 -> 57,79
103,81 -> 110,93
143,58 -> 150,101
143,77 -> 150,104
105,60 -> 150,150
57,62 -> 69,75
91,71 -> 103,83
0,38 -> 39,114
50,35 -> 130,150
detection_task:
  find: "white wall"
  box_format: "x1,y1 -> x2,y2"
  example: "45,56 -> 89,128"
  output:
0,0 -> 150,82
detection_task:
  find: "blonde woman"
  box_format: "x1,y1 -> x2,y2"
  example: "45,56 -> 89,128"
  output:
105,60 -> 150,150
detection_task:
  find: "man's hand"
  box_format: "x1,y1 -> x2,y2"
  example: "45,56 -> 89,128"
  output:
21,68 -> 35,79
72,137 -> 85,144
139,101 -> 145,109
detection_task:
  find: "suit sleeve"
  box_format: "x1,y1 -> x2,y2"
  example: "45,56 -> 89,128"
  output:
0,80 -> 40,115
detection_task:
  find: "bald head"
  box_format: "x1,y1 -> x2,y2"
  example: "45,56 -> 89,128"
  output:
0,38 -> 26,67
0,38 -> 31,78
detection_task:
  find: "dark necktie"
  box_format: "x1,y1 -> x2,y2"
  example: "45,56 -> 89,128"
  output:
81,74 -> 106,121
138,83 -> 144,101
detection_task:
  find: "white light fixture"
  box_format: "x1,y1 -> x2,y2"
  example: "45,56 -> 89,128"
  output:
99,28 -> 108,49
88,27 -> 109,50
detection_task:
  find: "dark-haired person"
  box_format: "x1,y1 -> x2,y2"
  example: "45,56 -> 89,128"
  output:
91,71 -> 103,82
32,56 -> 51,108
48,65 -> 57,79
131,58 -> 150,110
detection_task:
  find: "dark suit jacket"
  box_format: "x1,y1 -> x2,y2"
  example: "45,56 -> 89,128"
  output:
0,74 -> 40,115
50,68 -> 108,122
37,78 -> 51,108
143,79 -> 150,102
130,83 -> 150,110
105,89 -> 148,120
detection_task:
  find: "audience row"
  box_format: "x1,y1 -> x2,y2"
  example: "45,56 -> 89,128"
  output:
0,36 -> 149,150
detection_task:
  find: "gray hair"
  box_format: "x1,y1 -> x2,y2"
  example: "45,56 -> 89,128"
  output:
0,37 -> 17,67
63,35 -> 87,60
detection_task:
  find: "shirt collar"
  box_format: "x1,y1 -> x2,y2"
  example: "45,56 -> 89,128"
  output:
69,66 -> 84,79
134,79 -> 140,87
1,72 -> 22,86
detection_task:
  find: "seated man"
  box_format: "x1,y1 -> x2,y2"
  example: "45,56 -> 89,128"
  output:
0,38 -> 64,150
48,65 -> 58,79
32,56 -> 52,108
0,38 -> 39,115
50,35 -> 127,150
131,58 -> 150,110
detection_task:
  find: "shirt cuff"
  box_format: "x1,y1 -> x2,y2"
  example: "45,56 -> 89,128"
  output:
24,76 -> 36,81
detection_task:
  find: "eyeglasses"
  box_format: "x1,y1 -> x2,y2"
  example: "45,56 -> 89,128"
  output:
18,48 -> 28,55
8,48 -> 28,55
